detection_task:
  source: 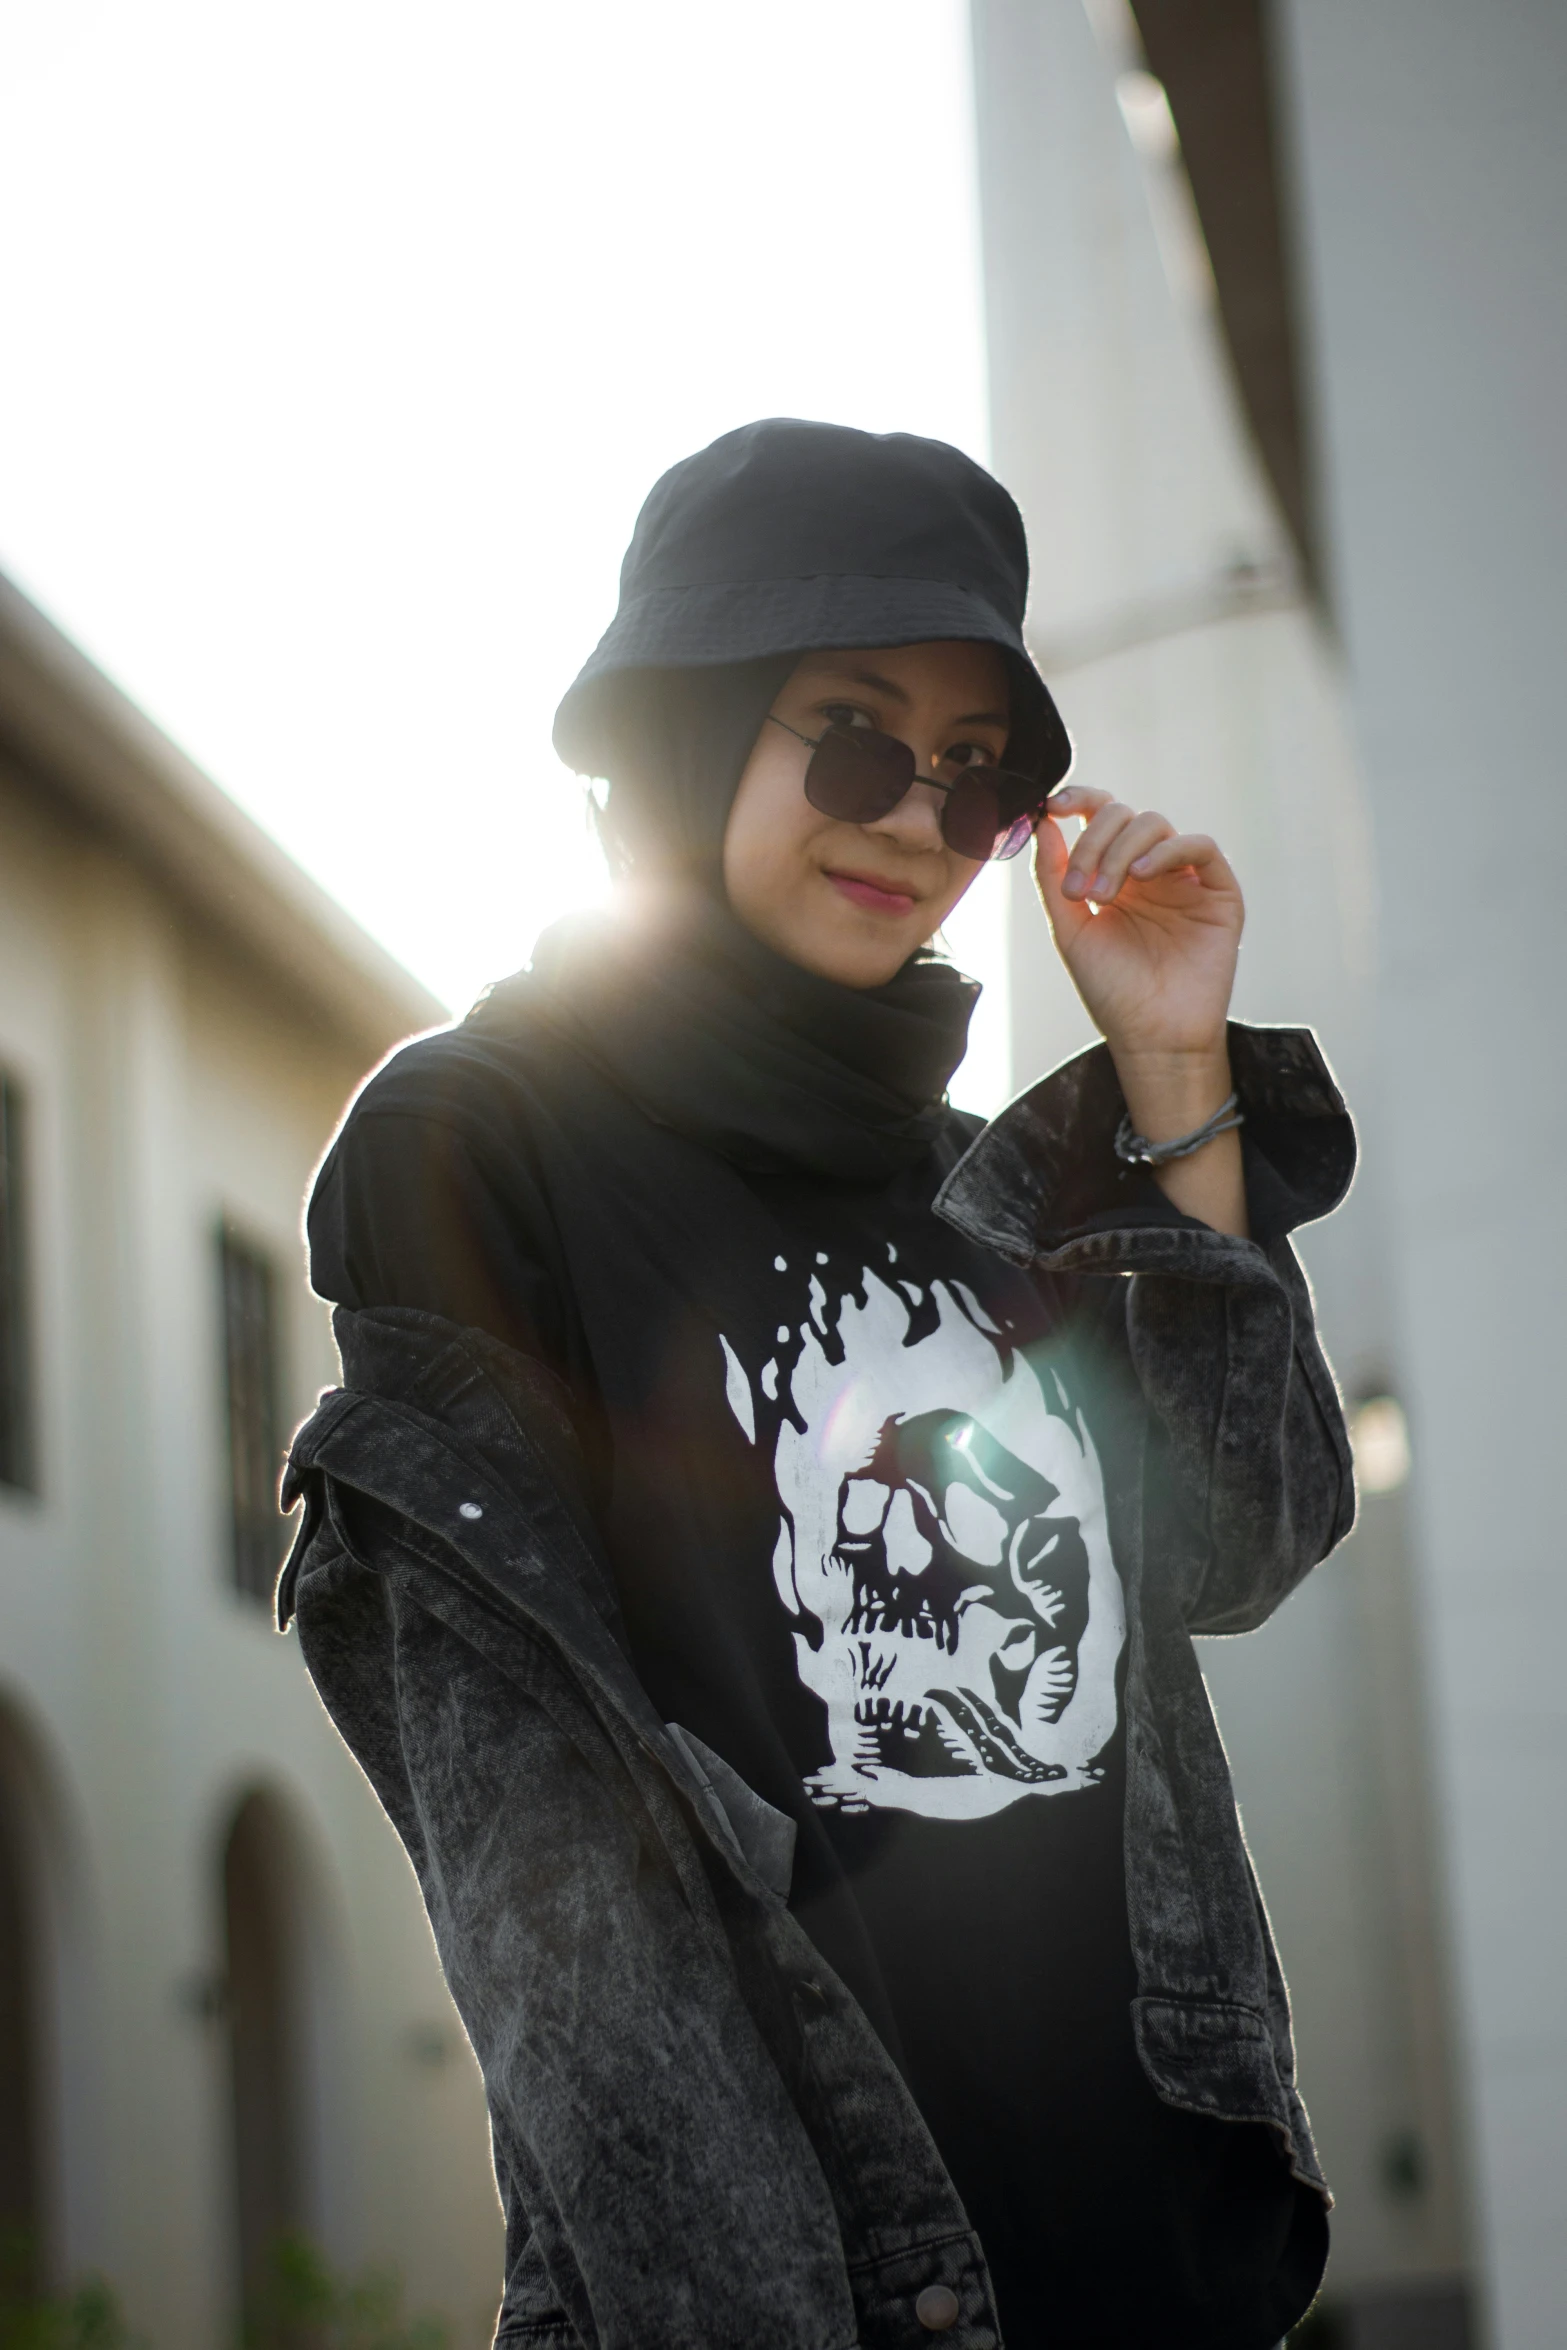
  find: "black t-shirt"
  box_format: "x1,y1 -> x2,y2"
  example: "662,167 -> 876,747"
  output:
308,1018 -> 1325,2350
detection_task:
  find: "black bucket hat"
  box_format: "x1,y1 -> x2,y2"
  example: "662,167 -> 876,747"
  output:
552,417 -> 1073,789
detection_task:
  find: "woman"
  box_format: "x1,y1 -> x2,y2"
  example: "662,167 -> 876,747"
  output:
287,420 -> 1355,2350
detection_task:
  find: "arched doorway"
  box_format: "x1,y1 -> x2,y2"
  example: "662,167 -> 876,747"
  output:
222,1790 -> 311,2307
0,1755 -> 41,2276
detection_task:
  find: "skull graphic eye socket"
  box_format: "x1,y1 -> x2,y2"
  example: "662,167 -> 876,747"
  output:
841,1478 -> 889,1537
940,1481 -> 1007,1567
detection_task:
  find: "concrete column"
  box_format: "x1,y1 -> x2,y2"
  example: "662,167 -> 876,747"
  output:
1277,4 -> 1567,2342
969,0 -> 1468,2311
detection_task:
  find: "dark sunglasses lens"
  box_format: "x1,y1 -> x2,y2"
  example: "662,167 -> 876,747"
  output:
992,813 -> 1040,861
944,768 -> 1048,860
803,727 -> 915,823
941,771 -> 1008,859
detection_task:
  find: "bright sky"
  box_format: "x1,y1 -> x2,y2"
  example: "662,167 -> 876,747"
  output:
0,0 -> 1015,1112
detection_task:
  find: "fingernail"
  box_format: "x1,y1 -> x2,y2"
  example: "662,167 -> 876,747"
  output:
1089,872 -> 1111,899
1130,854 -> 1153,875
1063,870 -> 1086,900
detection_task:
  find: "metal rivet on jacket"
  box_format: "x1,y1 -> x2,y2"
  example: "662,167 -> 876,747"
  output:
915,2283 -> 961,2330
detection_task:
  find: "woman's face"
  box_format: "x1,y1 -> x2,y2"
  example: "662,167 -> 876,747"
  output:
722,640 -> 1010,988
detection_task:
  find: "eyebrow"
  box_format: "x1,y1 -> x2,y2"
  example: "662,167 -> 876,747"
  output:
806,664 -> 1010,731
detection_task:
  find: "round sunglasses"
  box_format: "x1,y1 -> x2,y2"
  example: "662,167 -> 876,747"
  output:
767,715 -> 1049,862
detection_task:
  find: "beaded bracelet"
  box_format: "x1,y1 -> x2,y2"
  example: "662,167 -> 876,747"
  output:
1114,1090 -> 1244,1168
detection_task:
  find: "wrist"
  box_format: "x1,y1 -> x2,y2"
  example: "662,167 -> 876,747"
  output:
1108,1041 -> 1235,1145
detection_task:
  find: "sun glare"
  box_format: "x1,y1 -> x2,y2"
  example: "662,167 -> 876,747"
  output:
0,0 -> 1013,1096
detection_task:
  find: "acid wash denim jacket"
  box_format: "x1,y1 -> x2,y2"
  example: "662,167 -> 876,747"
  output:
279,1023 -> 1356,2350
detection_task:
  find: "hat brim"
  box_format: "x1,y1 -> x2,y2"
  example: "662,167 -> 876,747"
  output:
553,573 -> 1073,789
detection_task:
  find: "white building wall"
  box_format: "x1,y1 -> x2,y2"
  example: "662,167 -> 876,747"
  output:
0,760 -> 502,2343
1276,5 -> 1567,2342
969,0 -> 1466,2309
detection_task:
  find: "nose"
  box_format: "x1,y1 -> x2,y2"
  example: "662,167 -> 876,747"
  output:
865,774 -> 949,854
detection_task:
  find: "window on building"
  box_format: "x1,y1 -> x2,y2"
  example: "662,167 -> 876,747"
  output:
0,1073 -> 35,1496
219,1224 -> 285,1603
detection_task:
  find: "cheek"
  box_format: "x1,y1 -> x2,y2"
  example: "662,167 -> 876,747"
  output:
722,743 -> 818,906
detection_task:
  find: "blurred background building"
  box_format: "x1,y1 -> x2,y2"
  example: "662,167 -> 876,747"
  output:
0,1 -> 1560,2344
975,3 -> 1564,2344
0,577 -> 502,2340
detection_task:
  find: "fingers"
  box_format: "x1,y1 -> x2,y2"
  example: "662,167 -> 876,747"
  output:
1057,798 -> 1171,902
1127,831 -> 1236,895
1044,784 -> 1116,819
1066,807 -> 1175,900
1041,785 -> 1237,904
1031,807 -> 1094,947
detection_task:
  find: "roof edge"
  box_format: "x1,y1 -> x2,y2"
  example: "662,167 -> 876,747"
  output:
0,572 -> 448,1057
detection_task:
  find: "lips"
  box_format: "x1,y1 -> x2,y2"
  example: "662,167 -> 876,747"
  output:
825,869 -> 917,916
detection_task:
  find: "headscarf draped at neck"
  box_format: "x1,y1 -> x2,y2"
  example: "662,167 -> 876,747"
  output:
473,890 -> 979,1185
507,417 -> 1048,1177
478,648 -> 979,1183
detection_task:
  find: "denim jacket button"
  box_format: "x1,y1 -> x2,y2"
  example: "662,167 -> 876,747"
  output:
915,2284 -> 960,2331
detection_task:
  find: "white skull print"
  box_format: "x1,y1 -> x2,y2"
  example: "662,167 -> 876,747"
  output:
722,1268 -> 1124,1819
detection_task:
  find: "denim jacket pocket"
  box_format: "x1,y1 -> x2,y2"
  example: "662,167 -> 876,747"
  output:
1132,1994 -> 1289,2120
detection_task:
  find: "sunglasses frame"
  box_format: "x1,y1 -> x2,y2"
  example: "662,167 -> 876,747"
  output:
766,714 -> 1048,862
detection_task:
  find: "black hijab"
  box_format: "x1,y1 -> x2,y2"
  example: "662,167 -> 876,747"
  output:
478,420 -> 1072,1181
473,644 -> 979,1182
581,653 -> 798,882
489,890 -> 979,1185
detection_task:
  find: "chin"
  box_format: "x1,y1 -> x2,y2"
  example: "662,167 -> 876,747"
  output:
735,886 -> 926,989
795,928 -> 917,991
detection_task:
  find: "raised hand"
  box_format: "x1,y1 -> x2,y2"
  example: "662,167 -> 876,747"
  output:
1031,784 -> 1248,1236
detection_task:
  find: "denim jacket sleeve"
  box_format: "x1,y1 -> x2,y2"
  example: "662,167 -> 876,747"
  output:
934,1023 -> 1358,1634
281,1323 -> 864,2350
